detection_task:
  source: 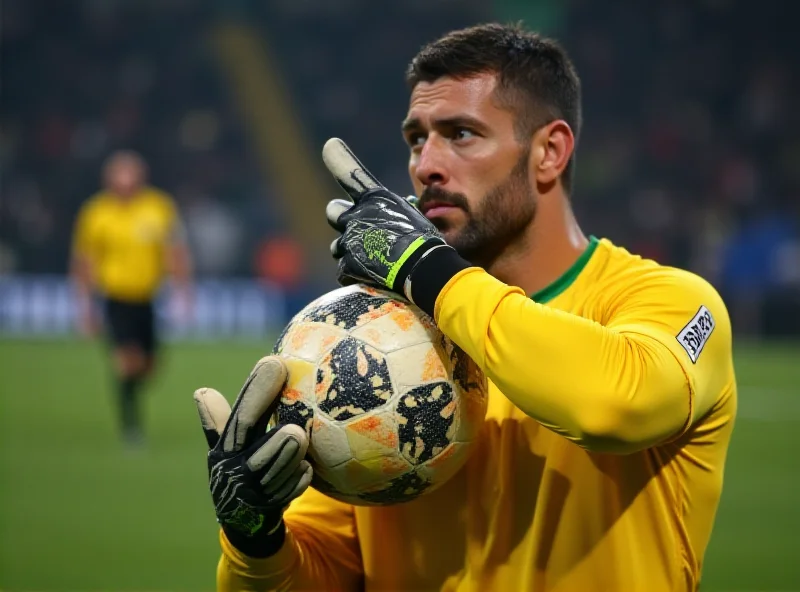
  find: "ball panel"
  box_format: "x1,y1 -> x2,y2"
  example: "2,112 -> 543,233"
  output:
315,337 -> 393,421
418,441 -> 469,480
441,340 -> 489,444
454,386 -> 489,442
276,398 -> 314,434
285,322 -> 349,363
451,361 -> 490,443
413,443 -> 473,498
280,356 -> 316,405
297,287 -> 398,331
387,341 -> 448,388
309,416 -> 352,469
350,304 -> 436,353
355,470 -> 433,505
312,458 -> 425,506
443,339 -> 486,394
321,457 -> 392,492
396,382 -> 455,465
273,323 -> 290,355
345,411 -> 399,461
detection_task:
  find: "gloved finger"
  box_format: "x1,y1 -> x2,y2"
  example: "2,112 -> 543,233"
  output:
261,450 -> 307,496
220,356 -> 288,454
322,138 -> 384,204
406,195 -> 420,210
330,236 -> 344,259
266,460 -> 313,505
339,275 -> 361,287
247,424 -> 308,485
326,199 -> 353,231
337,259 -> 363,287
193,387 -> 231,449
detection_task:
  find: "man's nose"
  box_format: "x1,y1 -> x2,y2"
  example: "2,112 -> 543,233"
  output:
415,136 -> 450,187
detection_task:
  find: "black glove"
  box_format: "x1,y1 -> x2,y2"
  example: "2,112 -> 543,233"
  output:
322,138 -> 471,316
193,356 -> 313,557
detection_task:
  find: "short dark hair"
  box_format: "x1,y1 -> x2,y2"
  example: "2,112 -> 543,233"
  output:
406,23 -> 582,192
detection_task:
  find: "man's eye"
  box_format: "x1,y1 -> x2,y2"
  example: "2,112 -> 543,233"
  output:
408,133 -> 426,147
454,128 -> 475,141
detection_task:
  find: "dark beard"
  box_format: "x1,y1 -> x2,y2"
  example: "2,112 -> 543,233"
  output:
419,150 -> 536,269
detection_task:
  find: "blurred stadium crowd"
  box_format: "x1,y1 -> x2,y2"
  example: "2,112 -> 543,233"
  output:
1,0 -> 798,335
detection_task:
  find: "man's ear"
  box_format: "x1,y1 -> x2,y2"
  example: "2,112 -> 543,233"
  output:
532,120 -> 574,187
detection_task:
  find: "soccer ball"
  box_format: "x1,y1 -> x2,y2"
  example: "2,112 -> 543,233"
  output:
271,284 -> 488,506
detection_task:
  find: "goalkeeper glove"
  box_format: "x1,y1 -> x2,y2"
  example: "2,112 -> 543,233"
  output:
322,138 -> 472,317
193,356 -> 313,557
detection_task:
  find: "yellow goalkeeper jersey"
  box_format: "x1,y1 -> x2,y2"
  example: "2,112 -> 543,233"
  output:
218,237 -> 737,592
72,187 -> 181,302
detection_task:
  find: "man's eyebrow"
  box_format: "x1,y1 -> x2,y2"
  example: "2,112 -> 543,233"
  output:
434,115 -> 487,132
401,117 -> 421,134
401,115 -> 487,134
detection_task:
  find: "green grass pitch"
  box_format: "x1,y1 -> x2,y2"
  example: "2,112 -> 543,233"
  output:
0,338 -> 798,591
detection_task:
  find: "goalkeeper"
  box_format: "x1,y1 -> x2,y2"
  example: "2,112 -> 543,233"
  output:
195,23 -> 736,592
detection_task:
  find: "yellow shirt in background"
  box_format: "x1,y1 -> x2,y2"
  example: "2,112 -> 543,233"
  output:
72,187 -> 180,302
218,237 -> 736,592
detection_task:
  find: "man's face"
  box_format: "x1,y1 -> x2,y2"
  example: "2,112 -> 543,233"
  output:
403,73 -> 536,267
105,155 -> 145,198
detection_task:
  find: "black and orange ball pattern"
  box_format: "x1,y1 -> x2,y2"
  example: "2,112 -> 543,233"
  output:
272,284 -> 488,506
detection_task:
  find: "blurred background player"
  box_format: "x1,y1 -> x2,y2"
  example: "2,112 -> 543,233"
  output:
70,150 -> 193,447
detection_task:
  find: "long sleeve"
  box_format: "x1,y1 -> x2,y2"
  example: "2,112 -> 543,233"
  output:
217,487 -> 363,591
433,267 -> 733,454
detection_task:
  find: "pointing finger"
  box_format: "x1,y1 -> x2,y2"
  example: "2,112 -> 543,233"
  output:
322,138 -> 384,203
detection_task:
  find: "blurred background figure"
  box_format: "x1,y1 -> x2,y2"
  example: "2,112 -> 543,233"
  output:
71,150 -> 193,448
0,0 -> 797,591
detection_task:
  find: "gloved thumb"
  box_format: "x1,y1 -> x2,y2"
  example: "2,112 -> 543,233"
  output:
326,198 -> 353,231
193,387 -> 232,449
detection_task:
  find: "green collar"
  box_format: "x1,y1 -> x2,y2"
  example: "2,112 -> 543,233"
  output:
530,236 -> 600,304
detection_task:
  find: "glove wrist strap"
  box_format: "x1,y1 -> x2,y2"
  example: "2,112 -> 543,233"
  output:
403,245 -> 472,318
402,244 -> 449,304
222,517 -> 286,558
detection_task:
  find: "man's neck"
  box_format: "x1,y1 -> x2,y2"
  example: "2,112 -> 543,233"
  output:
487,196 -> 589,297
110,186 -> 143,201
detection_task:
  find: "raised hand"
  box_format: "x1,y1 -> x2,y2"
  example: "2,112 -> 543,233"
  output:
322,138 -> 454,300
193,356 -> 313,556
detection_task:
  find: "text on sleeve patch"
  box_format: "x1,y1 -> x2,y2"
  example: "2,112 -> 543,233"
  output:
676,305 -> 715,364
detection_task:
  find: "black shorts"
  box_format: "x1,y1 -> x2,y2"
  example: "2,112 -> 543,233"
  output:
104,298 -> 157,354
